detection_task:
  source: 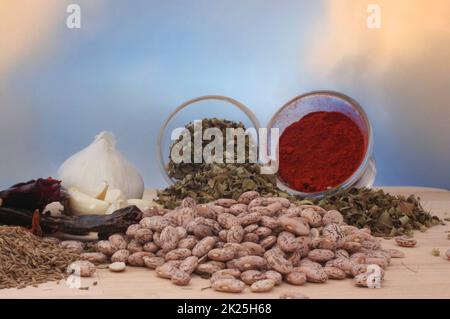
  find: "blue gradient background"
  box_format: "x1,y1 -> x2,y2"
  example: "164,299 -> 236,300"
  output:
1,0 -> 449,190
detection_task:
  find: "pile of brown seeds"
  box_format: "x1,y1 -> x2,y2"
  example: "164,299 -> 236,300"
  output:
86,191 -> 403,293
0,226 -> 80,289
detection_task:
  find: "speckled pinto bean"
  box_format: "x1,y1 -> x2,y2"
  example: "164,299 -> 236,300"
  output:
248,197 -> 269,209
326,258 -> 355,275
60,240 -> 84,254
299,259 -> 322,270
108,234 -> 128,250
143,242 -> 159,253
288,250 -> 302,267
298,205 -> 327,216
308,249 -> 335,263
322,210 -> 344,225
216,213 -> 239,229
208,247 -> 235,262
212,278 -> 245,293
279,216 -> 310,236
241,242 -> 265,256
152,232 -> 162,248
138,218 -> 152,230
134,228 -> 153,244
179,256 -> 199,274
297,266 -> 328,283
156,250 -> 166,258
171,269 -> 191,286
265,249 -> 293,274
260,236 -> 277,249
351,264 -> 369,277
300,208 -> 322,227
143,256 -> 165,269
339,241 -> 362,253
181,197 -> 196,208
212,269 -> 241,280
244,224 -> 258,233
155,262 -> 178,279
286,271 -> 307,285
251,279 -> 275,292
277,232 -> 300,253
165,248 -> 192,261
218,229 -> 228,242
175,226 -> 187,239
227,225 -> 245,243
265,270 -> 283,285
317,238 -> 338,251
240,270 -> 266,285
111,249 -> 130,263
128,252 -> 154,266
284,206 -> 303,217
350,253 -> 367,264
229,204 -> 248,216
238,191 -> 260,205
323,266 -> 346,280
178,236 -> 198,250
174,207 -> 196,228
260,216 -> 280,229
80,252 -> 108,264
145,216 -> 171,232
239,212 -> 262,226
192,236 -> 217,257
96,240 -> 117,256
243,233 -> 259,243
353,273 -> 370,287
210,273 -> 235,283
335,249 -> 350,259
254,227 -> 272,238
322,223 -> 345,242
195,261 -> 225,277
196,204 -> 216,219
266,202 -> 283,215
224,243 -> 249,258
215,198 -> 237,208
394,236 -> 417,247
235,256 -> 267,271
160,226 -> 179,252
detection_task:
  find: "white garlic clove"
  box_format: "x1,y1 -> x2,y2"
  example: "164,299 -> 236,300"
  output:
68,188 -> 110,215
105,189 -> 126,203
95,182 -> 109,201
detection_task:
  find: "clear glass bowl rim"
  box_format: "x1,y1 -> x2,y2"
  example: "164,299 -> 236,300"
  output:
156,95 -> 262,185
267,90 -> 374,198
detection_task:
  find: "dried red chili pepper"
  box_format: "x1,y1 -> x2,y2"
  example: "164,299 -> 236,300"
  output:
0,178 -> 66,211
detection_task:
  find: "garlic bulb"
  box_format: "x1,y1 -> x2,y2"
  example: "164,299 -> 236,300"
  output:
58,131 -> 144,199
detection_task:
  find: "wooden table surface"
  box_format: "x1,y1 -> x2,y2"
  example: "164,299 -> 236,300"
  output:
1,187 -> 449,299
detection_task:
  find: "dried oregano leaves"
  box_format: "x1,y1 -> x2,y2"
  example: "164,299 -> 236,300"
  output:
156,118 -> 293,209
0,226 -> 79,289
313,188 -> 442,237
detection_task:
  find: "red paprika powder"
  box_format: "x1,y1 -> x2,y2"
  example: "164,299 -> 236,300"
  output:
278,111 -> 365,193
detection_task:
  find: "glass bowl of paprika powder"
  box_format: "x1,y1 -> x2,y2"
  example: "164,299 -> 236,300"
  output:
268,90 -> 376,198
